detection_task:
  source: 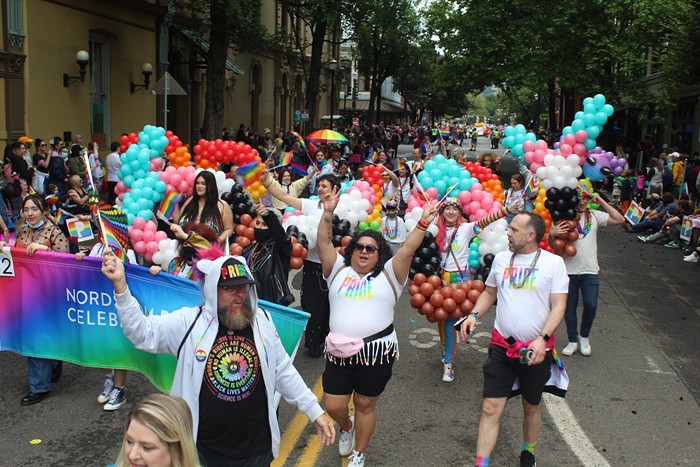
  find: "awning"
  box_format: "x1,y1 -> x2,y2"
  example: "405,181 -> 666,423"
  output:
338,99 -> 405,113
178,30 -> 245,75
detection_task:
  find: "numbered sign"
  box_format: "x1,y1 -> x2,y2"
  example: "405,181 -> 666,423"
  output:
0,249 -> 15,277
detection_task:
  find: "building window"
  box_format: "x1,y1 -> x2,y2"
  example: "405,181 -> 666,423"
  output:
7,0 -> 25,48
89,37 -> 110,137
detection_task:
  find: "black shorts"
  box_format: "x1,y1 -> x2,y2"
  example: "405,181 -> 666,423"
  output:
322,357 -> 395,398
482,345 -> 552,405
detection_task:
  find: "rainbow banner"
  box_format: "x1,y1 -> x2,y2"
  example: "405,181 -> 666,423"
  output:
0,249 -> 309,392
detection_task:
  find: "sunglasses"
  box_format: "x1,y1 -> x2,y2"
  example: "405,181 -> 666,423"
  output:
221,284 -> 248,293
354,243 -> 378,254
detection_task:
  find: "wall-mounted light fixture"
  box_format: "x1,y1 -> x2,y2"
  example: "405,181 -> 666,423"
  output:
130,63 -> 153,93
63,50 -> 90,87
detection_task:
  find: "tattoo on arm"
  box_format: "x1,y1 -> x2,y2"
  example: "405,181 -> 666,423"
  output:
323,214 -> 332,236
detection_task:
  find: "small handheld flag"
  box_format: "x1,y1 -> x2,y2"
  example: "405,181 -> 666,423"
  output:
99,206 -> 130,262
524,176 -> 537,197
157,192 -> 182,220
235,161 -> 265,187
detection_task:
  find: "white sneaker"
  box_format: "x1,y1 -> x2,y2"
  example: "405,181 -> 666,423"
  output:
338,416 -> 355,457
579,337 -> 592,356
97,376 -> 115,403
561,342 -> 579,356
442,363 -> 454,382
683,254 -> 699,263
348,450 -> 366,467
103,387 -> 126,411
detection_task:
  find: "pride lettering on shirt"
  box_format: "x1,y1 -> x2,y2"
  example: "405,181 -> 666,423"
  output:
336,275 -> 374,299
500,266 -> 539,290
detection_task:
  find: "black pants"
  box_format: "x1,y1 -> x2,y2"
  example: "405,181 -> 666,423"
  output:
301,260 -> 330,350
198,443 -> 273,467
107,181 -> 118,206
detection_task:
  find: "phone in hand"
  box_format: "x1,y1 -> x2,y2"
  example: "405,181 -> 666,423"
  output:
519,347 -> 532,364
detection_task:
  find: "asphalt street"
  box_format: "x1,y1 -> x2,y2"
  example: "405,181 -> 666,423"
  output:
1,137 -> 699,466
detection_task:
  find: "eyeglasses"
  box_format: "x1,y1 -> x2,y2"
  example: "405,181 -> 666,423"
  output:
354,243 -> 378,254
40,143 -> 47,147
221,284 -> 248,293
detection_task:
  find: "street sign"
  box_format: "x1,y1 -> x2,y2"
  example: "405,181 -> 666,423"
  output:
301,109 -> 310,122
293,109 -> 302,122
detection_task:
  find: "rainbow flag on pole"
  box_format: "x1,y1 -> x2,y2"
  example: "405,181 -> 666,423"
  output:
236,161 -> 265,187
99,206 -> 130,262
369,149 -> 378,163
290,131 -> 307,151
524,176 -> 537,197
281,150 -> 294,167
157,192 -> 182,220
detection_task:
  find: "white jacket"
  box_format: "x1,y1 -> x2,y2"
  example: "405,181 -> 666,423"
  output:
115,255 -> 324,458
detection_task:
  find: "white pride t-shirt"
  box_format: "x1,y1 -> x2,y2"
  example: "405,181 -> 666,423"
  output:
325,253 -> 405,338
563,210 -> 609,275
486,249 -> 569,342
301,198 -> 323,263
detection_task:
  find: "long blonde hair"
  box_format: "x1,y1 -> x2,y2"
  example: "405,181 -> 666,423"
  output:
116,394 -> 199,467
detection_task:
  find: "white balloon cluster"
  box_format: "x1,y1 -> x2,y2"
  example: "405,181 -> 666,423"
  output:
477,219 -> 509,263
283,210 -> 323,251
403,206 -> 438,236
535,154 -> 583,190
334,190 -> 371,228
199,168 -> 236,197
152,238 -> 179,269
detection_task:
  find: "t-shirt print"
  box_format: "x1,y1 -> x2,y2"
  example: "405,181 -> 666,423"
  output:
203,333 -> 261,402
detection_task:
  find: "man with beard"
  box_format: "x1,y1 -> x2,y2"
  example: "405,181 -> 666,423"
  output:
102,252 -> 335,466
460,213 -> 569,467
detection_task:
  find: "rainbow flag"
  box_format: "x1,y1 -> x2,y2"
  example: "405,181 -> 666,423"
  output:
440,128 -> 450,137
290,131 -> 307,151
45,194 -> 60,205
524,176 -> 537,197
680,181 -> 689,198
53,208 -> 71,226
88,189 -> 100,219
0,252 -> 309,392
236,160 -> 264,187
281,150 -> 294,166
99,206 -> 130,262
369,149 -> 378,163
290,162 -> 308,177
157,192 -> 182,220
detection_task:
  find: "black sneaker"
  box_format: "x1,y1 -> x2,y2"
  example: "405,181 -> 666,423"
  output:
520,450 -> 536,467
103,387 -> 126,411
51,361 -> 63,383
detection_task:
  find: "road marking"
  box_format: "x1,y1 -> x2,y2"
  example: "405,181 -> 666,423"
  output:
643,356 -> 675,375
544,394 -> 611,467
408,327 -> 440,348
273,377 -> 324,467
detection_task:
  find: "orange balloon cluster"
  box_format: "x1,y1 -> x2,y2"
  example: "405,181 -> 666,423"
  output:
408,273 -> 484,323
482,178 -> 504,205
548,218 -> 580,257
167,146 -> 192,168
289,237 -> 308,269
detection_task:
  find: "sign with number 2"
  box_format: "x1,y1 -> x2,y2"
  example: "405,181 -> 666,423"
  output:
0,249 -> 15,277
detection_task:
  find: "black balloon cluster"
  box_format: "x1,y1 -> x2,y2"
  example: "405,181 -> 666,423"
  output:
474,253 -> 495,281
331,215 -> 353,247
544,187 -> 580,221
222,184 -> 255,224
408,231 -> 442,278
285,225 -> 309,249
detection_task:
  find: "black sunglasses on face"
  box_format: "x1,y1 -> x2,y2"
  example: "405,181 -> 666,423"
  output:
354,243 -> 378,254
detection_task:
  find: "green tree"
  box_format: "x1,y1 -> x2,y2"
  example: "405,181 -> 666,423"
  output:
351,0 -> 419,124
180,0 -> 268,139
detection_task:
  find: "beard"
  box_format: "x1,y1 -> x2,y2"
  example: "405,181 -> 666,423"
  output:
217,298 -> 255,330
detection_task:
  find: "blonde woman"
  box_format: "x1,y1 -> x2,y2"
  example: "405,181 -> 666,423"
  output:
116,394 -> 199,467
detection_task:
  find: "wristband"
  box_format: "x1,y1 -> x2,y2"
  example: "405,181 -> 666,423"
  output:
470,312 -> 478,320
418,219 -> 430,228
416,223 -> 427,232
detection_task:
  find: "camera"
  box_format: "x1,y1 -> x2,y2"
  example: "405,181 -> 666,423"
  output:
519,347 -> 533,364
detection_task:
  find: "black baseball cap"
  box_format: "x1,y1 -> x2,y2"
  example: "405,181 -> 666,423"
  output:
219,258 -> 256,287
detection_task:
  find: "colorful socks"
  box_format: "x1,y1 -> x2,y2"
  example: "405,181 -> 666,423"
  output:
475,455 -> 490,467
523,440 -> 536,454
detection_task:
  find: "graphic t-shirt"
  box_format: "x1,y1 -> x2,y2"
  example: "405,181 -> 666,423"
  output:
198,325 -> 270,458
486,249 -> 569,343
441,222 -> 477,272
382,216 -> 406,244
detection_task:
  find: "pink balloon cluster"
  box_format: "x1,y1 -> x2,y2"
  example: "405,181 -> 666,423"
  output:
524,139 -> 584,175
129,218 -> 168,262
158,165 -> 198,196
346,180 -> 379,210
405,182 -> 503,222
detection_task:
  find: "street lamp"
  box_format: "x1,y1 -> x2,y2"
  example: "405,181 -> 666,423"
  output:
63,50 -> 90,87
328,58 -> 338,129
131,62 -> 153,93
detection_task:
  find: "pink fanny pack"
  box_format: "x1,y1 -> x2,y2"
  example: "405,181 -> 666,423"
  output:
325,325 -> 394,358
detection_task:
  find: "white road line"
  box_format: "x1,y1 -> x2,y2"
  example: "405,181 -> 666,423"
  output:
544,394 -> 611,467
408,327 -> 440,349
643,355 -> 675,375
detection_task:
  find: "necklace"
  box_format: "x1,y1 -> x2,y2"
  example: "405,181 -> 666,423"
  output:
576,210 -> 592,238
508,249 -> 541,289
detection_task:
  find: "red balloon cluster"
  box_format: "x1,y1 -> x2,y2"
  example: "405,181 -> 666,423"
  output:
334,235 -> 353,257
193,139 -> 259,170
547,218 -> 580,257
462,161 -> 499,184
119,132 -> 139,154
229,213 -> 309,269
164,130 -> 184,154
359,165 -> 386,191
408,273 -> 485,323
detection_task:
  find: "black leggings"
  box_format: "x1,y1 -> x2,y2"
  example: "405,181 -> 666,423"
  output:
301,261 -> 330,350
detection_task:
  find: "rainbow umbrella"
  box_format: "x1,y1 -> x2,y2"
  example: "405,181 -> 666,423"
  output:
305,129 -> 349,144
